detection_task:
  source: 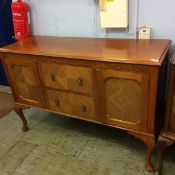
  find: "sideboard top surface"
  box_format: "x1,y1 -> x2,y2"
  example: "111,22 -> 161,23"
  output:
0,36 -> 171,66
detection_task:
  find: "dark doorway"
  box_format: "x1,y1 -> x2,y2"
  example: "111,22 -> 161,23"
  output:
0,0 -> 15,85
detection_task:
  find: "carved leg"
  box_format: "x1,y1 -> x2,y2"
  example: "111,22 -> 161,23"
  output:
128,131 -> 155,172
145,138 -> 155,172
154,135 -> 173,175
14,105 -> 29,132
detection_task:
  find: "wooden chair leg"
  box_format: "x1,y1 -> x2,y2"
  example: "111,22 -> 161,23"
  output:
14,105 -> 29,132
154,135 -> 173,175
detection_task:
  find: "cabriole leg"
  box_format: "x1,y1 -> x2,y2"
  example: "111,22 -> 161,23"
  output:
128,131 -> 155,172
14,105 -> 29,132
145,138 -> 155,172
155,135 -> 173,175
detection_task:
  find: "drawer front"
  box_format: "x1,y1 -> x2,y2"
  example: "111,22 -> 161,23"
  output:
47,89 -> 95,120
41,63 -> 93,94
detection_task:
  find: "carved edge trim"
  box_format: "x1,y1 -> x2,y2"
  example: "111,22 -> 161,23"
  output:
158,135 -> 174,147
6,53 -> 150,73
158,133 -> 174,145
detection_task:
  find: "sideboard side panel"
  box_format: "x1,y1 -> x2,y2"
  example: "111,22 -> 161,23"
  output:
167,63 -> 175,132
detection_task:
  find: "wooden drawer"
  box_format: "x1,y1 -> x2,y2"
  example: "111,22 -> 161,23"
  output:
46,89 -> 95,120
41,63 -> 93,95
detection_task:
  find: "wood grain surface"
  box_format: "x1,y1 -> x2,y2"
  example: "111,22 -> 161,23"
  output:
0,36 -> 171,173
41,63 -> 93,95
47,89 -> 95,120
4,57 -> 45,107
0,36 -> 171,65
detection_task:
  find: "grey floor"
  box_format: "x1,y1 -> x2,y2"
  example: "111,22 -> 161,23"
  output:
0,109 -> 175,175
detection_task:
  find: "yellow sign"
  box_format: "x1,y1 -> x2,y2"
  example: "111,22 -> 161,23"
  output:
99,0 -> 107,12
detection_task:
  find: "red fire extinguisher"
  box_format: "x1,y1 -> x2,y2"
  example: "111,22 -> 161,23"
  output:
11,0 -> 30,40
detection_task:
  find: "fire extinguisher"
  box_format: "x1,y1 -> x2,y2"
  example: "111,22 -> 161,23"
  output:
11,0 -> 30,40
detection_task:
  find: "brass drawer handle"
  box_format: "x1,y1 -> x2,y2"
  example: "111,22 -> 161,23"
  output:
50,73 -> 56,81
77,77 -> 85,86
81,104 -> 87,113
55,99 -> 60,107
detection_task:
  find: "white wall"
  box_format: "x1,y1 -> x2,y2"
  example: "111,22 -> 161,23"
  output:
19,0 -> 138,39
14,0 -> 175,42
138,0 -> 175,42
28,0 -> 97,37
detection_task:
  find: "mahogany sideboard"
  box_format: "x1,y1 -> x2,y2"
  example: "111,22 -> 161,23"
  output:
156,53 -> 175,175
0,36 -> 171,172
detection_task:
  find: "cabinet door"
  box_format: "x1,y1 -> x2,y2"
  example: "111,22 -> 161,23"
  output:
4,57 -> 44,107
97,69 -> 149,132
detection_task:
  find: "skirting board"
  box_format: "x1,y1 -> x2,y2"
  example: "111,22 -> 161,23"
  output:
0,85 -> 11,93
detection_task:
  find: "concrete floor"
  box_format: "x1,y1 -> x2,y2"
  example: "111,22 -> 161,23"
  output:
0,109 -> 175,175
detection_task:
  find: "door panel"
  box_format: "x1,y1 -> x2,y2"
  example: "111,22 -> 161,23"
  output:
4,57 -> 44,107
97,69 -> 149,131
105,78 -> 142,123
